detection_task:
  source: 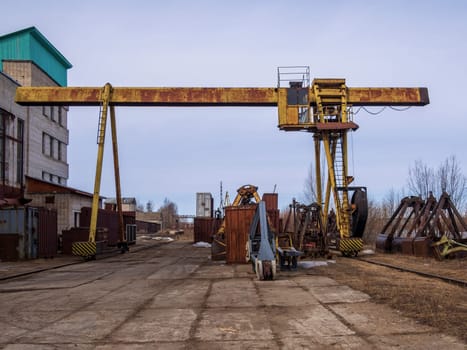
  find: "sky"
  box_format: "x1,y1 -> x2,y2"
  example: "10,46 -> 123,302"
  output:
2,0 -> 467,214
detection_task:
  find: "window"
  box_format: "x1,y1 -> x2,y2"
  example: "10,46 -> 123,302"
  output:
45,196 -> 55,204
58,107 -> 63,126
48,136 -> 56,158
50,106 -> 56,122
57,141 -> 62,161
42,133 -> 65,162
42,106 -> 50,118
0,111 -> 15,181
42,133 -> 48,155
74,212 -> 80,227
16,119 -> 24,184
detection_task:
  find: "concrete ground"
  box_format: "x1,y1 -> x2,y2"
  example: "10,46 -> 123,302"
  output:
0,239 -> 464,349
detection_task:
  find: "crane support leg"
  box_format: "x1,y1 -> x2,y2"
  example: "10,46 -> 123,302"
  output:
72,83 -> 112,259
109,105 -> 127,253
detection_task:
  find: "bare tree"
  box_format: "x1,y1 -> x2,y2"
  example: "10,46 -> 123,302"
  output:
382,187 -> 405,218
363,199 -> 385,245
136,200 -> 144,212
159,198 -> 178,230
436,155 -> 467,210
146,200 -> 154,213
303,163 -> 317,203
407,159 -> 435,198
406,156 -> 466,211
303,162 -> 325,204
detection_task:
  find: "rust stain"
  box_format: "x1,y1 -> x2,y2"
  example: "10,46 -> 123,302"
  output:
15,86 -> 425,107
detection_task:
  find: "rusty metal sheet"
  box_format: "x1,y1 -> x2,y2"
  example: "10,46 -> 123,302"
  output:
315,122 -> 359,131
37,208 -> 58,258
194,217 -> 218,243
15,86 -> 429,107
224,205 -> 257,264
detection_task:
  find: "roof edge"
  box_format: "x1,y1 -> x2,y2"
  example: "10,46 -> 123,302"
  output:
25,176 -> 104,199
0,26 -> 72,69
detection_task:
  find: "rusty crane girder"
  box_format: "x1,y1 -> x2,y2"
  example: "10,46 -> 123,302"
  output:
15,86 -> 428,107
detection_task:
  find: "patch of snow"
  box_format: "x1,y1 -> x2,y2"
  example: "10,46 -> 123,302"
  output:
153,237 -> 174,242
298,260 -> 335,268
193,241 -> 211,248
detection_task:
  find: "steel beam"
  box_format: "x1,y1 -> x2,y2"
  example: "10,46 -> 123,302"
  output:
347,87 -> 429,106
15,87 -> 278,106
15,86 -> 429,107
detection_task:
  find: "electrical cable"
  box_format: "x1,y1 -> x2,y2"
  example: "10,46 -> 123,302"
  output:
354,105 -> 412,115
389,106 -> 412,111
361,106 -> 387,115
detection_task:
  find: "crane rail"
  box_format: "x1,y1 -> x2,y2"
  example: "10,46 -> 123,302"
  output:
355,257 -> 467,288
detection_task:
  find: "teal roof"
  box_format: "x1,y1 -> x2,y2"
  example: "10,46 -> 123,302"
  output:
0,26 -> 72,86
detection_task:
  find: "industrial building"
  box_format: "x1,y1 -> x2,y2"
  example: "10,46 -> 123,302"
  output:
0,26 -> 72,196
0,27 -> 100,259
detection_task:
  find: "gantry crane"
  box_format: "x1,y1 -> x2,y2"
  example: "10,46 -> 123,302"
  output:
15,67 -> 429,258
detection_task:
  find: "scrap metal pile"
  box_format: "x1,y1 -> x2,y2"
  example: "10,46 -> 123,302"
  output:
376,192 -> 467,259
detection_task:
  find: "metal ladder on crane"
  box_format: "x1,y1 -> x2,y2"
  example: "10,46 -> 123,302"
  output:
313,79 -> 362,255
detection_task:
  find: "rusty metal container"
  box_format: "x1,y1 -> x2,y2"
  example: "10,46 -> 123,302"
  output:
37,208 -> 58,258
413,236 -> 433,257
80,207 -> 118,245
225,205 -> 257,264
61,227 -> 108,255
123,211 -> 136,225
80,207 -> 133,246
193,217 -> 222,243
267,209 -> 280,233
262,193 -> 278,211
0,234 -> 19,261
0,207 -> 46,259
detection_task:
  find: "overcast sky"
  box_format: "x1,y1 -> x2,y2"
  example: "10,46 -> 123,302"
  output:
2,0 -> 467,214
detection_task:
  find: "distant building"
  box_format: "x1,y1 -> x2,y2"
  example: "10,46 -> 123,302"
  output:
104,197 -> 137,212
0,26 -> 72,197
135,211 -> 162,234
25,176 -> 103,237
196,192 -> 213,217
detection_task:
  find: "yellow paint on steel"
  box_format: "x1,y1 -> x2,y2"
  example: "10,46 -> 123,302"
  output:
15,86 -> 429,107
72,241 -> 97,257
313,136 -> 322,209
338,238 -> 363,253
109,105 -> 125,243
89,83 -> 112,243
15,87 -> 279,106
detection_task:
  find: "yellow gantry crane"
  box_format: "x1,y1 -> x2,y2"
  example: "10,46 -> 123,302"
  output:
15,67 -> 429,258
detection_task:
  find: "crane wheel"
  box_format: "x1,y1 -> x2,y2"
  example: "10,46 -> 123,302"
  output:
351,188 -> 368,238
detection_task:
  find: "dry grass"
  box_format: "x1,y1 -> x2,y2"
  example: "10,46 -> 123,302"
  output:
314,254 -> 467,343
